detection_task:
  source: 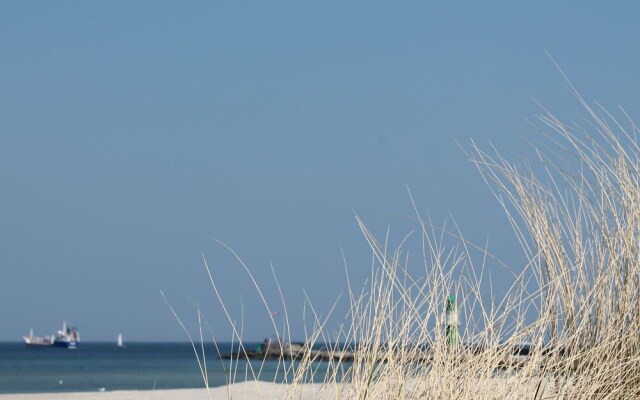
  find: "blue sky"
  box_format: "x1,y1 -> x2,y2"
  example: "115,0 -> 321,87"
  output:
2,1 -> 640,341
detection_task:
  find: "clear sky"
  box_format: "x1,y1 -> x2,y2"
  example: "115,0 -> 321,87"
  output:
2,1 -> 640,342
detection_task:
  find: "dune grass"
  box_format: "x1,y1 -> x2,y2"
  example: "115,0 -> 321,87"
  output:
177,85 -> 640,399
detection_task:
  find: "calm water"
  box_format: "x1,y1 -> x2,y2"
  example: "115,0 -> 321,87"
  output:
0,342 -> 338,394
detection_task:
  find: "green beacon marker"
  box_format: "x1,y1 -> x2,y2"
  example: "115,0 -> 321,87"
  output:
446,295 -> 458,346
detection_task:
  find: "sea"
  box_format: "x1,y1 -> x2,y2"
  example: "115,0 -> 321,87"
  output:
0,342 -> 338,394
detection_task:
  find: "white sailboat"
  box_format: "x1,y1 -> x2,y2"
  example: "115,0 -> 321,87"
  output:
117,333 -> 125,348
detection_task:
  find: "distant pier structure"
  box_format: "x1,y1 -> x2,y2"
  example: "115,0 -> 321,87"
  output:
219,337 -> 355,361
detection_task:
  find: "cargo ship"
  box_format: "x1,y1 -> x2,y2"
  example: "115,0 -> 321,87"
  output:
53,321 -> 79,349
23,321 -> 79,349
23,329 -> 54,347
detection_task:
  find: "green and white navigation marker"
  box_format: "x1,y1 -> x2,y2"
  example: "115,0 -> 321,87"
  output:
446,295 -> 458,346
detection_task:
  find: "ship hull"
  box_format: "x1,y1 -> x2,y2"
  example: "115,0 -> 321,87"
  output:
53,340 -> 78,349
23,340 -> 53,347
23,336 -> 53,347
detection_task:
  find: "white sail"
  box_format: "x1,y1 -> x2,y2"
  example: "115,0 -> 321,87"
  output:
117,334 -> 124,347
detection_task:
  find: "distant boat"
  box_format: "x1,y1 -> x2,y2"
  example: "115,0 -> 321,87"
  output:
23,321 -> 79,349
117,333 -> 125,348
23,328 -> 54,347
53,321 -> 80,349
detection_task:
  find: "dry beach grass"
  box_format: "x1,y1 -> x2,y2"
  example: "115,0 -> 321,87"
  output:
183,83 -> 640,400
76,74 -> 630,400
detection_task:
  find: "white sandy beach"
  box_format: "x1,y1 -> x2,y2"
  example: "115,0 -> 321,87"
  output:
0,382 -> 331,400
0,378 -> 556,400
